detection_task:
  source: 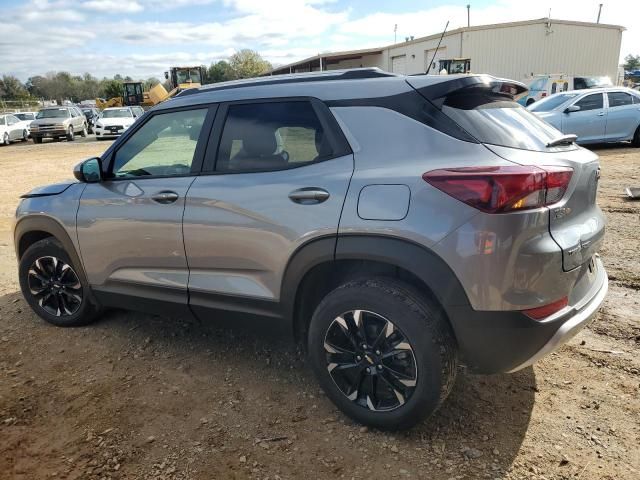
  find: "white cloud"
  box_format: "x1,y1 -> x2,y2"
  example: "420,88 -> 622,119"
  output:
81,1 -> 144,13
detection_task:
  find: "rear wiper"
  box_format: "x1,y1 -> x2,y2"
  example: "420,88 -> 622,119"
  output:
546,134 -> 577,148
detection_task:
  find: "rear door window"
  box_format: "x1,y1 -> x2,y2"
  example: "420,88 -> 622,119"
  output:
216,101 -> 339,172
607,92 -> 634,108
441,95 -> 564,151
574,93 -> 603,111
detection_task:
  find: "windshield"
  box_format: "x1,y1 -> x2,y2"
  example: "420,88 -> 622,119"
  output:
36,108 -> 70,119
528,93 -> 579,112
442,96 -> 565,151
102,108 -> 133,118
175,68 -> 201,84
14,113 -> 32,121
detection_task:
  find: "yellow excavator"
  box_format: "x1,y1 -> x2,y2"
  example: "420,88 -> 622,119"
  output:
95,66 -> 204,110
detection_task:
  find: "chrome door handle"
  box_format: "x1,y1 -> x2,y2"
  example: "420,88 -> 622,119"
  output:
151,191 -> 179,204
288,187 -> 330,204
597,112 -> 605,116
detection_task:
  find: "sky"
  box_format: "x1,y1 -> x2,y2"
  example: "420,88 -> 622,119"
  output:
0,0 -> 637,81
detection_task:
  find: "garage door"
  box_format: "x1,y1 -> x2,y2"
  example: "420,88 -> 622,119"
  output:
391,55 -> 407,74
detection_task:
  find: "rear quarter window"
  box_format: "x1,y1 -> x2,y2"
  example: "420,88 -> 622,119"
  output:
442,94 -> 565,151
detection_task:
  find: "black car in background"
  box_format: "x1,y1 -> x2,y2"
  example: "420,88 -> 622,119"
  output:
81,107 -> 100,134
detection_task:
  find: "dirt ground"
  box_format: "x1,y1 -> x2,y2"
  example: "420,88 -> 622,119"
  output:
0,138 -> 638,480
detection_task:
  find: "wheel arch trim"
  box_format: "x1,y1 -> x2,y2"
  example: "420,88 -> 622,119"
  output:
14,215 -> 88,284
281,234 -> 471,337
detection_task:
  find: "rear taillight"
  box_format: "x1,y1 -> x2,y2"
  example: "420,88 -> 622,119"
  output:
423,165 -> 573,213
522,296 -> 568,320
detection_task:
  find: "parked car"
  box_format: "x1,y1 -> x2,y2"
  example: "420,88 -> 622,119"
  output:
94,107 -> 137,139
14,70 -> 608,429
528,87 -> 640,145
14,112 -> 37,122
30,106 -> 88,143
81,107 -> 100,134
130,105 -> 145,118
520,75 -> 613,106
0,113 -> 29,145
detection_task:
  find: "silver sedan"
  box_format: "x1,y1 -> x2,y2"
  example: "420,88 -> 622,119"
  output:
528,87 -> 640,146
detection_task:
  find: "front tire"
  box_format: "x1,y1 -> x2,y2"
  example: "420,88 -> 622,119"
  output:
308,278 -> 457,430
632,125 -> 640,147
19,238 -> 101,327
66,126 -> 74,142
33,136 -> 42,144
81,124 -> 87,137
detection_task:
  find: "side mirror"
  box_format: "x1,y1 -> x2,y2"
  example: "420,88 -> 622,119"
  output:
74,157 -> 102,183
564,105 -> 581,114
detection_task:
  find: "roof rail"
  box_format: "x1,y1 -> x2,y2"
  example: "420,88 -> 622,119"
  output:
177,68 -> 396,98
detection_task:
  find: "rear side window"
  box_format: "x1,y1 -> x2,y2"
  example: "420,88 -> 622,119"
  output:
216,101 -> 336,172
607,92 -> 633,108
441,94 -> 563,151
575,93 -> 603,111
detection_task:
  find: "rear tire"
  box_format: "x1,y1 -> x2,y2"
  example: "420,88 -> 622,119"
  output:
19,238 -> 101,327
81,124 -> 87,137
632,126 -> 640,147
308,277 -> 457,430
22,130 -> 28,142
66,126 -> 74,142
2,132 -> 8,145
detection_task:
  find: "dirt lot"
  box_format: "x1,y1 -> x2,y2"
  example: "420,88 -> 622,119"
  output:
0,138 -> 639,480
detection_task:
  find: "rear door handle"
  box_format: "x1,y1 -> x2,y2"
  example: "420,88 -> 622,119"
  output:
151,191 -> 179,204
597,112 -> 605,116
288,187 -> 330,204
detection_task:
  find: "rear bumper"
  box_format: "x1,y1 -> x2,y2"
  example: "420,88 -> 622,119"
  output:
447,256 -> 608,373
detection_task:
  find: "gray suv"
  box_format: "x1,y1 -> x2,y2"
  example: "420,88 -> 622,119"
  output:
30,106 -> 88,143
14,69 -> 607,429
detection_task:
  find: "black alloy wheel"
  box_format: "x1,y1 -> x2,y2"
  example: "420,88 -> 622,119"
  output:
324,309 -> 418,411
27,256 -> 83,317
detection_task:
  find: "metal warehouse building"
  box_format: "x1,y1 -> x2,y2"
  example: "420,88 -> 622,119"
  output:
270,18 -> 624,85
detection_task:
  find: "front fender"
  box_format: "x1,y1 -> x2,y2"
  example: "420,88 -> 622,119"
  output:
13,214 -> 87,285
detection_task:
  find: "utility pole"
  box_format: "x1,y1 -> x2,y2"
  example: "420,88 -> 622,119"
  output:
394,24 -> 397,43
467,4 -> 470,27
597,3 -> 603,23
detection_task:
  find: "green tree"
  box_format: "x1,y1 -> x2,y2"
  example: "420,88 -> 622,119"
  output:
227,49 -> 272,80
25,75 -> 47,98
78,73 -> 101,101
101,79 -> 123,99
144,77 -> 161,90
624,54 -> 640,71
207,60 -> 232,84
0,75 -> 29,100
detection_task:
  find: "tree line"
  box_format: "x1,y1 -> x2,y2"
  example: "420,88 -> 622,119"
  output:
0,49 -> 273,105
624,54 -> 640,71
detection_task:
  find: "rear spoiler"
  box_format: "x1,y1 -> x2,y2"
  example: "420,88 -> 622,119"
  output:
406,75 -> 528,108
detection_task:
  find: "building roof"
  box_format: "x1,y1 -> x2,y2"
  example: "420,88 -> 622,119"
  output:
269,17 -> 626,75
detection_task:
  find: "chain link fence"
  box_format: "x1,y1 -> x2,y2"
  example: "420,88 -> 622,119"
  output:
0,99 -> 46,114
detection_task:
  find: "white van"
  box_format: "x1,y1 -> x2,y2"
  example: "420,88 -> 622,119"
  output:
520,75 -> 612,106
